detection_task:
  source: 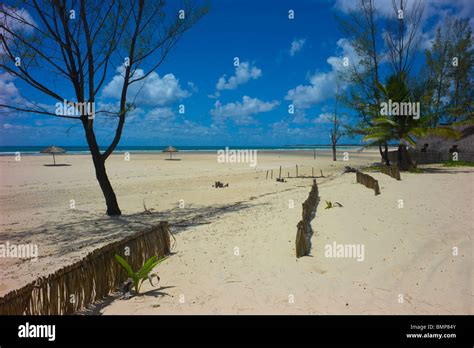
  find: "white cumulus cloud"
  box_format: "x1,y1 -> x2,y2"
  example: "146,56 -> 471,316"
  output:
290,38 -> 306,56
334,0 -> 474,51
102,67 -> 191,106
216,62 -> 262,91
0,6 -> 37,55
285,38 -> 358,109
285,72 -> 337,109
145,107 -> 176,122
313,112 -> 333,124
210,96 -> 279,125
334,0 -> 395,17
0,72 -> 21,104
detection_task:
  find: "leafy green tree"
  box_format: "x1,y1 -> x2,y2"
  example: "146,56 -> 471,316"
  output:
425,21 -> 452,126
424,17 -> 473,126
446,18 -> 474,123
362,75 -> 458,170
336,0 -> 389,164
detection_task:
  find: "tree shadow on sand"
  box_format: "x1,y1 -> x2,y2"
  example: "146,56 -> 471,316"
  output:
43,164 -> 71,167
417,167 -> 474,175
79,286 -> 176,315
4,201 -> 268,258
0,200 -> 271,300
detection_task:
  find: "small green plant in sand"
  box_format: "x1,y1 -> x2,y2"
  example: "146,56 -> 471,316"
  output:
443,160 -> 474,167
325,201 -> 343,209
115,254 -> 167,294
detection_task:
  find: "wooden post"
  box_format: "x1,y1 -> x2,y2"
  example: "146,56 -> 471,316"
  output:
320,169 -> 323,177
374,181 -> 381,195
296,221 -> 308,258
312,167 -> 314,177
288,172 -> 290,178
279,166 -> 282,180
266,170 -> 268,179
296,165 -> 298,178
271,170 -> 273,179
313,149 -> 316,160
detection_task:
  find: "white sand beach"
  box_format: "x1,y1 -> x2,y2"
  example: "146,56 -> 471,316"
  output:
0,150 -> 472,314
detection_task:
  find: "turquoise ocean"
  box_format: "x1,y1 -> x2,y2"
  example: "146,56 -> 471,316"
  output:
0,145 -> 365,155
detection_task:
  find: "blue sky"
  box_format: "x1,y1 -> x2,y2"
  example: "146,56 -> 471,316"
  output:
0,0 -> 472,146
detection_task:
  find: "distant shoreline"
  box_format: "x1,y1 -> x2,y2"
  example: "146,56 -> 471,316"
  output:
0,145 -> 392,156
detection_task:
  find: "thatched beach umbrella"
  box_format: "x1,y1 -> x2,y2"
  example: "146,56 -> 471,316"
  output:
40,145 -> 66,165
163,145 -> 178,160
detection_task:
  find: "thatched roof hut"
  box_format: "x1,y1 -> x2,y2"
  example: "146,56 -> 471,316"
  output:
416,125 -> 474,153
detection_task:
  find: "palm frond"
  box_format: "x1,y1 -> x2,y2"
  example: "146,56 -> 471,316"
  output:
362,132 -> 390,142
372,117 -> 398,126
422,127 -> 461,139
402,134 -> 417,147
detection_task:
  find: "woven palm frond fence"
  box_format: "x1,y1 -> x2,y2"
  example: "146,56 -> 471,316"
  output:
296,179 -> 319,258
380,164 -> 401,180
0,221 -> 171,315
356,171 -> 380,195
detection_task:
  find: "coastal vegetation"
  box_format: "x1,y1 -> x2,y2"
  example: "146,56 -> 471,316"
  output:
115,254 -> 167,295
337,0 -> 473,170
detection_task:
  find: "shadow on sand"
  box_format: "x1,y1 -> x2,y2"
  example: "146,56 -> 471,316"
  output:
418,167 -> 473,175
6,201 -> 268,258
80,286 -> 176,315
43,164 -> 71,167
2,199 -> 271,314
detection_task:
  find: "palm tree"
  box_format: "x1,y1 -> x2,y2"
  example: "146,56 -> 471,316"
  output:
361,74 -> 459,170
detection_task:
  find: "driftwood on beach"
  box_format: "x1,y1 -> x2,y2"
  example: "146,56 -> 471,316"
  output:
0,222 -> 172,315
213,181 -> 229,188
296,179 -> 319,258
356,171 -> 380,195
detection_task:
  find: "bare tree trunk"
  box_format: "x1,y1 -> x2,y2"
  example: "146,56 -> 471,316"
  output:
83,120 -> 121,216
378,143 -> 391,165
91,154 -> 121,216
331,77 -> 340,162
378,144 -> 384,163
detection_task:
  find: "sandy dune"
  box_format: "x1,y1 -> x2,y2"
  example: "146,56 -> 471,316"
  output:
0,150 -> 370,295
0,150 -> 472,314
99,165 -> 473,315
